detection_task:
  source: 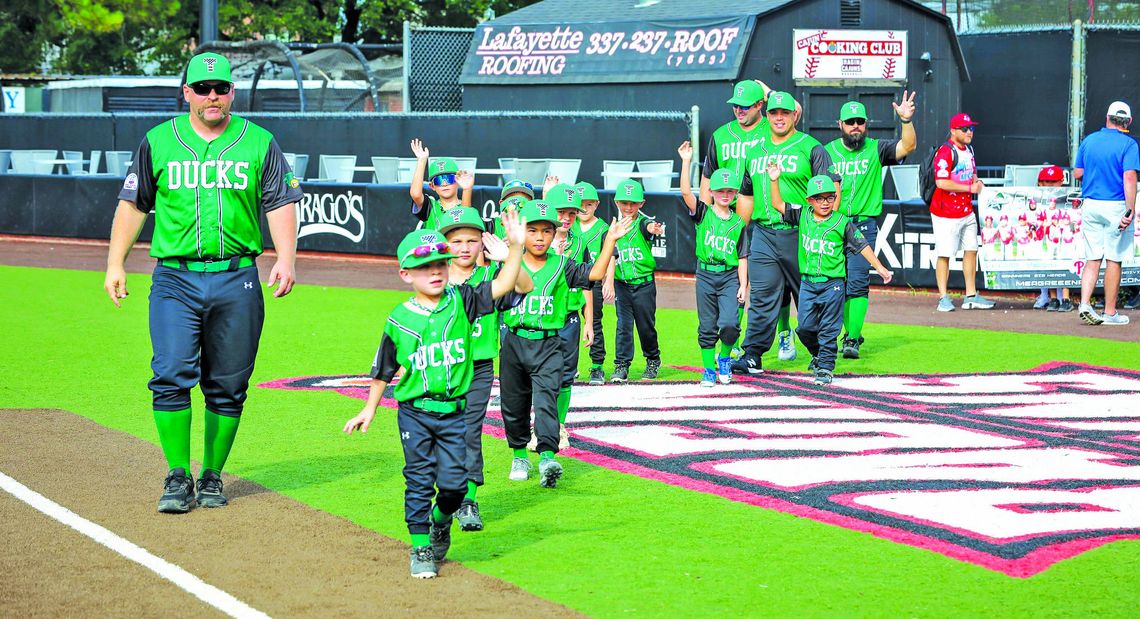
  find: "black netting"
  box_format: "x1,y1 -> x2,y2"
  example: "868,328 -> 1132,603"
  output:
408,27 -> 473,112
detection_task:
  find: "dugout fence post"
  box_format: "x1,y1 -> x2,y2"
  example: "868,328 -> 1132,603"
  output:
1068,19 -> 1086,167
402,21 -> 411,113
689,105 -> 700,188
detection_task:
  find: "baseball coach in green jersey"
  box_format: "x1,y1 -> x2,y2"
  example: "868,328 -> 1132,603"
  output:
765,166 -> 894,386
409,138 -> 473,230
343,213 -> 531,579
700,79 -> 771,204
439,207 -> 533,533
104,52 -> 303,514
734,91 -> 840,375
679,141 -> 749,387
824,94 -> 917,360
502,200 -> 633,489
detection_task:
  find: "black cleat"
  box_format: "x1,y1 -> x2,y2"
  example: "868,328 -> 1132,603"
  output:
456,500 -> 484,532
731,354 -> 763,375
642,359 -> 661,380
430,511 -> 453,562
157,468 -> 196,514
196,469 -> 228,508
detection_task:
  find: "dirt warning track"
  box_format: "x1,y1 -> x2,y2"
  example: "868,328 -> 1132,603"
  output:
0,409 -> 580,618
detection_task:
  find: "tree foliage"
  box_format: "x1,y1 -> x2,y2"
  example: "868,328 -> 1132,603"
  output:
0,0 -> 543,75
975,0 -> 1140,27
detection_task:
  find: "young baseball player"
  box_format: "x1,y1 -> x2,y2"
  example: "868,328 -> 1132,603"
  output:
493,179 -> 535,239
608,178 -> 666,382
409,138 -> 473,231
1034,165 -> 1073,312
342,213 -> 531,579
438,207 -> 532,533
573,181 -> 611,385
501,199 -> 632,487
765,164 -> 892,385
678,141 -> 749,386
550,183 -> 592,448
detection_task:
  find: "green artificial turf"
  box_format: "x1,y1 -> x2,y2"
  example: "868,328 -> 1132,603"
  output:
4,264 -> 1140,618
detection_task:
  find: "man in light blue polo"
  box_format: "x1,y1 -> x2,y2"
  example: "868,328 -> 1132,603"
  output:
1073,100 -> 1139,326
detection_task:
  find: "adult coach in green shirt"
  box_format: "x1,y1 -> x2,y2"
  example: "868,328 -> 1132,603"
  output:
700,79 -> 771,203
824,93 -> 917,359
104,52 -> 302,514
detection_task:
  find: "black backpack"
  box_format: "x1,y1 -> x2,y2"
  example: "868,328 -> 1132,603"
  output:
919,142 -> 973,204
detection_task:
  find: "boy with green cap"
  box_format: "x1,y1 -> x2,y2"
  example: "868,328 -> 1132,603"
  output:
409,138 -> 473,230
548,183 -> 592,448
764,163 -> 893,385
501,199 -> 632,487
493,179 -> 536,239
343,211 -> 531,579
573,181 -> 611,384
608,178 -> 666,382
438,206 -> 532,532
679,141 -> 749,386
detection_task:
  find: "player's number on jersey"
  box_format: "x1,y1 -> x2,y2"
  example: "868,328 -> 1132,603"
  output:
472,322 -> 482,338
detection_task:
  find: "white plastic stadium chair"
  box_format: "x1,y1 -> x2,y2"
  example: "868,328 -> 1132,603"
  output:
1005,165 -> 1045,187
511,158 -> 550,188
452,157 -> 478,174
11,149 -> 58,175
497,157 -> 516,186
601,160 -> 635,191
0,149 -> 11,174
887,164 -> 921,201
546,158 -> 582,185
370,156 -> 401,184
87,150 -> 103,175
397,157 -> 417,183
636,159 -> 675,193
318,154 -> 357,183
62,150 -> 85,175
104,151 -> 132,176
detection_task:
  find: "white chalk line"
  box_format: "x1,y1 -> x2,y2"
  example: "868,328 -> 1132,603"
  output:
0,470 -> 271,619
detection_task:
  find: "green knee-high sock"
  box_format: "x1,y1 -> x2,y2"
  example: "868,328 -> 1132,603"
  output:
701,347 -> 716,370
734,307 -> 746,347
513,448 -> 528,458
846,297 -> 870,340
465,481 -> 477,501
411,533 -> 430,547
777,305 -> 791,333
718,342 -> 734,358
202,410 -> 240,474
843,300 -> 851,334
557,387 -> 572,424
154,408 -> 192,472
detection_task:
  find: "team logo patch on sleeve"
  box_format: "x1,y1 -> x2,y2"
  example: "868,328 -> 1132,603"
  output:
123,173 -> 139,191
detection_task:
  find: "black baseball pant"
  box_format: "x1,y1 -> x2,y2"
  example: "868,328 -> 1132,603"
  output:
741,225 -> 799,358
588,286 -> 606,366
559,313 -> 581,388
695,269 -> 741,349
397,402 -> 467,535
499,331 -> 562,454
845,218 -> 879,299
462,359 -> 494,486
796,278 -> 846,372
614,279 -> 660,366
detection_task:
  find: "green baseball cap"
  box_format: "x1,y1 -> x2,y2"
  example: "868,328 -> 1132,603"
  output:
546,183 -> 584,211
806,174 -> 837,198
501,195 -> 526,212
614,178 -> 645,202
427,158 -> 459,179
397,229 -> 451,269
575,181 -> 599,202
709,168 -> 742,192
186,52 -> 232,85
766,91 -> 796,112
839,101 -> 867,121
727,80 -> 765,107
519,199 -> 560,226
501,179 -> 535,201
438,207 -> 486,235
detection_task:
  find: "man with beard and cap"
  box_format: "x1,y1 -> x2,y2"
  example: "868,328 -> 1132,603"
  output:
824,93 -> 917,359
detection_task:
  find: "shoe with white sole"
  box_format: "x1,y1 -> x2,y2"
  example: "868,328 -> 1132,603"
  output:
410,546 -> 437,579
716,357 -> 733,384
538,458 -> 563,488
1079,303 -> 1104,325
961,294 -> 996,309
1102,312 -> 1130,325
700,368 -> 716,387
509,457 -> 531,481
777,330 -> 797,361
937,296 -> 955,312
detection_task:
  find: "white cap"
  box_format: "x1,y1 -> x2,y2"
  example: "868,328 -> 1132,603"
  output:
1107,101 -> 1132,120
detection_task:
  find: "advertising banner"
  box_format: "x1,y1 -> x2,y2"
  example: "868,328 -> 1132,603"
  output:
978,186 -> 1140,289
793,29 -> 908,84
461,17 -> 754,84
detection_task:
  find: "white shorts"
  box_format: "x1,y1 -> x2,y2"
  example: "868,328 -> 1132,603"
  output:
931,213 -> 979,257
1081,198 -> 1135,262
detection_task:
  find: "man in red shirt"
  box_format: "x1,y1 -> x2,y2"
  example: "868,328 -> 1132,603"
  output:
930,112 -> 995,311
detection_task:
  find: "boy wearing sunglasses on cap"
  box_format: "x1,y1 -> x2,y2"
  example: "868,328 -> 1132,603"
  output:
493,179 -> 536,239
343,210 -> 531,579
409,138 -> 474,231
437,207 -> 532,533
501,199 -> 633,488
765,163 -> 893,385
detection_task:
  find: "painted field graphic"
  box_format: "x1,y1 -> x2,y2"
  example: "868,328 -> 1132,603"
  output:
262,362 -> 1140,577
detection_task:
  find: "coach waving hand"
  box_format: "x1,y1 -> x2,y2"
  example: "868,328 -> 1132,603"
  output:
104,52 -> 303,514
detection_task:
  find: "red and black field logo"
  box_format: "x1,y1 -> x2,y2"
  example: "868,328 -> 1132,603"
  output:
262,362 -> 1140,577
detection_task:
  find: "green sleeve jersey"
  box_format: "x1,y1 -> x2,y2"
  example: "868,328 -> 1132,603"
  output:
370,283 -> 495,403
458,265 -> 500,361
744,131 -> 831,227
614,213 -> 657,282
418,196 -> 448,231
825,137 -> 901,218
691,201 -> 746,267
782,206 -> 870,279
119,115 -> 303,260
502,255 -> 593,331
564,229 -> 590,312
706,118 -> 770,178
572,217 -> 610,262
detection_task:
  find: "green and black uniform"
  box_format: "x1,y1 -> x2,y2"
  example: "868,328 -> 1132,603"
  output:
691,201 -> 748,356
414,195 -> 462,232
825,136 -> 902,341
501,254 -> 594,454
737,130 -> 836,363
703,118 -> 770,200
370,282 -> 502,535
780,203 -> 869,373
119,113 -> 302,477
572,217 -> 610,366
613,213 -> 661,368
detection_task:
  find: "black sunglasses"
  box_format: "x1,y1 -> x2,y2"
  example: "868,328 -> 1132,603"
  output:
189,82 -> 232,96
843,118 -> 867,126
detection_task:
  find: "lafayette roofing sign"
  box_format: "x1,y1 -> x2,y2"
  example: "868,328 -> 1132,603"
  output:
793,29 -> 908,84
461,16 -> 755,84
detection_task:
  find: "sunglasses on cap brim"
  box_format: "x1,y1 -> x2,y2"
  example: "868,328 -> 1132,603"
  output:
409,242 -> 450,259
189,82 -> 231,96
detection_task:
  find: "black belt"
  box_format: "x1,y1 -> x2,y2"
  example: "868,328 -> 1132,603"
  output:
508,326 -> 559,340
619,275 -> 654,286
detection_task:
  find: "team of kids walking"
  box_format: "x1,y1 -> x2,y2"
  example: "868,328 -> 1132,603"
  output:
107,52 -> 920,581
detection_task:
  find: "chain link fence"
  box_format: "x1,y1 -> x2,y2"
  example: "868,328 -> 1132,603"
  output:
404,25 -> 474,112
